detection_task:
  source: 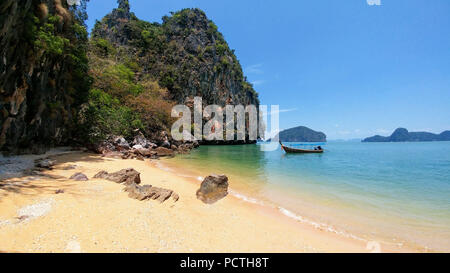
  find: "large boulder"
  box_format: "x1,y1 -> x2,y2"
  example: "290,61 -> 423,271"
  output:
148,131 -> 171,148
70,172 -> 89,181
63,165 -> 78,170
196,174 -> 229,204
91,140 -> 115,154
132,144 -> 144,150
35,158 -> 56,170
124,183 -> 178,203
161,141 -> 171,148
132,132 -> 157,149
133,147 -> 156,157
90,135 -> 131,154
94,168 -> 141,185
113,136 -> 130,151
124,183 -> 154,201
132,132 -> 148,147
155,147 -> 175,157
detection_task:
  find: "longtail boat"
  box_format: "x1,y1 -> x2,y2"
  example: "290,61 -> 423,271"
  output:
280,141 -> 324,154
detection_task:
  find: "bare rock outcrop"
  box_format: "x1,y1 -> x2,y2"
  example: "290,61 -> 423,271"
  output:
155,147 -> 175,157
132,132 -> 157,149
63,165 -> 78,170
70,172 -> 89,181
132,147 -> 156,157
90,133 -> 186,160
94,168 -> 141,185
35,159 -> 56,170
196,174 -> 229,204
113,136 -> 130,151
124,183 -> 177,203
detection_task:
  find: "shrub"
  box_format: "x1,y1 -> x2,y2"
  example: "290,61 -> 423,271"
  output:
82,89 -> 143,142
91,38 -> 114,57
34,15 -> 69,56
92,63 -> 143,99
215,42 -> 227,56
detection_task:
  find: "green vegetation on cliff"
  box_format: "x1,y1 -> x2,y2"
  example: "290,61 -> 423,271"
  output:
82,40 -> 175,143
91,1 -> 259,106
85,0 -> 260,143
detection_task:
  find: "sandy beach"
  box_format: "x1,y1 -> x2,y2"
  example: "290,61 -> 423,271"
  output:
0,150 -> 412,253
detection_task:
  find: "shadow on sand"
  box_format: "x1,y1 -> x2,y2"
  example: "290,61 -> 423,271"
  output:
0,152 -> 107,201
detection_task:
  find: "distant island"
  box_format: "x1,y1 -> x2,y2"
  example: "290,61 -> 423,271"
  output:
363,128 -> 450,142
269,126 -> 327,142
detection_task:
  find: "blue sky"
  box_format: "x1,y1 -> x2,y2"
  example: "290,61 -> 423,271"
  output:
86,0 -> 450,140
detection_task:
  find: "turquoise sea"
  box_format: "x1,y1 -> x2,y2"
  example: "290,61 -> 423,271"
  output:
166,141 -> 450,251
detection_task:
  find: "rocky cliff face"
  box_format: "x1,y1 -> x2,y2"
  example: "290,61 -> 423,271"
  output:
0,0 -> 90,153
91,1 -> 259,107
1,0 -> 260,154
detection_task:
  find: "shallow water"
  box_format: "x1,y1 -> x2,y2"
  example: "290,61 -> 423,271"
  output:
167,141 -> 450,252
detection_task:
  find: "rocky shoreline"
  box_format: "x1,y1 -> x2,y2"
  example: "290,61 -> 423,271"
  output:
4,147 -> 230,207
88,131 -> 199,161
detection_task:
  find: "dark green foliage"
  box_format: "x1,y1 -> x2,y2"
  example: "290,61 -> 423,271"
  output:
82,89 -> 143,142
34,16 -> 69,55
91,38 -> 115,57
85,29 -> 175,143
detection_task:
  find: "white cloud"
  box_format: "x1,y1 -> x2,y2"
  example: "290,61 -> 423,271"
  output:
245,64 -> 264,74
266,108 -> 298,117
367,0 -> 381,6
251,80 -> 266,86
279,108 -> 298,113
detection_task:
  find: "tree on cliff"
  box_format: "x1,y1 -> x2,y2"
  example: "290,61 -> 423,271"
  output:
118,0 -> 131,12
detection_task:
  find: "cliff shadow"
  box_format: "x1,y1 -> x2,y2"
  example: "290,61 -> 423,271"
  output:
0,174 -> 93,201
0,152 -> 108,201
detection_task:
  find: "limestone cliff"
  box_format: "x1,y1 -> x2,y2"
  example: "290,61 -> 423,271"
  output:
0,0 -> 90,153
91,1 -> 259,108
